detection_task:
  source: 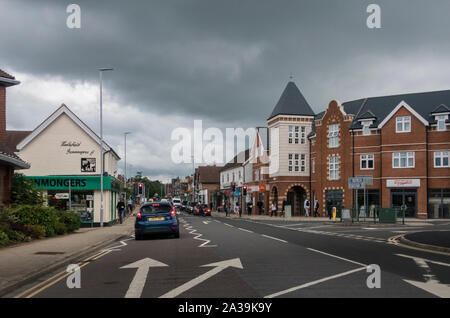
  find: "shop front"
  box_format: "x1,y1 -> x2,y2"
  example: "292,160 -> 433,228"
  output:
387,179 -> 421,218
428,189 -> 450,219
28,175 -> 121,226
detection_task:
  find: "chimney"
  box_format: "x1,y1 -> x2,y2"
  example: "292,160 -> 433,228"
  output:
0,69 -> 20,144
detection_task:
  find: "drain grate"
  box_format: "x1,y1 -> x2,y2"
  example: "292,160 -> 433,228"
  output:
34,251 -> 65,255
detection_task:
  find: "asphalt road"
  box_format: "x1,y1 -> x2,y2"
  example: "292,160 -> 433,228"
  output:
7,213 -> 450,298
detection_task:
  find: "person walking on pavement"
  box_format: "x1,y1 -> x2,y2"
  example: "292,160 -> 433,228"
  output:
247,202 -> 253,216
271,201 -> 277,217
127,198 -> 133,214
235,202 -> 241,217
314,199 -> 320,217
304,199 -> 310,217
117,199 -> 126,224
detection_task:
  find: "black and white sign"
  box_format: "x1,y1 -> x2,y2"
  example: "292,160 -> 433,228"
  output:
81,158 -> 96,172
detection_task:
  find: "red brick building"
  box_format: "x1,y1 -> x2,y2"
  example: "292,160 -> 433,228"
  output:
0,69 -> 30,205
310,91 -> 450,219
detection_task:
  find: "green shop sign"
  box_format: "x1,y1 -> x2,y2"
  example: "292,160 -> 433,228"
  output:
27,176 -> 121,192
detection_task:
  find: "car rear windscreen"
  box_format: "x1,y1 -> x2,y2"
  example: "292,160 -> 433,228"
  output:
141,204 -> 172,213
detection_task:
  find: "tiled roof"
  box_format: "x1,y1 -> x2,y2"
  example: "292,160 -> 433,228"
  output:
268,81 -> 315,120
0,69 -> 15,80
220,149 -> 250,172
348,89 -> 450,129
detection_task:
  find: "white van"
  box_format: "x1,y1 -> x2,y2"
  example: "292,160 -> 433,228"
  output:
172,198 -> 182,208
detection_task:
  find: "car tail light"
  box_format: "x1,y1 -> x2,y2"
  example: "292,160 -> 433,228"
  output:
137,211 -> 142,219
170,208 -> 176,218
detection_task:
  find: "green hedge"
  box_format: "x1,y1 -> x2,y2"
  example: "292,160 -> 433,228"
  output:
0,205 -> 81,247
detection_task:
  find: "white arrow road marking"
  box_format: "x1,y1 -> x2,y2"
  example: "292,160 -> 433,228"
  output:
159,258 -> 243,298
121,258 -> 169,298
396,254 -> 450,298
202,221 -> 210,225
403,279 -> 450,298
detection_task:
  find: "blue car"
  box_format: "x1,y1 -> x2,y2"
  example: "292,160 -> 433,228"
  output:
135,201 -> 180,240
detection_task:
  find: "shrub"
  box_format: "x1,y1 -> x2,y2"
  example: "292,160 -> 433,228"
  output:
13,205 -> 59,237
6,230 -> 28,242
58,211 -> 81,233
25,224 -> 46,239
54,222 -> 67,236
0,231 -> 9,246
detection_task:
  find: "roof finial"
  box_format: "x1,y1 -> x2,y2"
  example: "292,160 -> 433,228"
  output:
289,73 -> 294,82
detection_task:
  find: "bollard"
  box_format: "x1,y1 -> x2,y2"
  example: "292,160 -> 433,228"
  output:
332,207 -> 337,222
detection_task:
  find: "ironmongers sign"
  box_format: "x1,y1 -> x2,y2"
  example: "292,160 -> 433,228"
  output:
27,176 -> 121,191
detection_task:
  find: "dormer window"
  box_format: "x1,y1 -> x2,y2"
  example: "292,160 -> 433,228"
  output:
396,116 -> 411,133
360,120 -> 373,136
436,115 -> 447,131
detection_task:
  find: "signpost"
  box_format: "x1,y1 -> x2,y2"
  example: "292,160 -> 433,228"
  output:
349,176 -> 373,221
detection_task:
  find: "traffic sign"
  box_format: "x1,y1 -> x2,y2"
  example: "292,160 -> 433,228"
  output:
348,178 -> 364,189
357,175 -> 373,186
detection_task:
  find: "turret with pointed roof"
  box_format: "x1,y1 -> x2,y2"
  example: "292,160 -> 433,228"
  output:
268,81 -> 315,120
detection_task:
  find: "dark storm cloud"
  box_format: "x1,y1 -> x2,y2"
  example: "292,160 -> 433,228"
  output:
3,0 -> 450,180
2,0 -> 450,128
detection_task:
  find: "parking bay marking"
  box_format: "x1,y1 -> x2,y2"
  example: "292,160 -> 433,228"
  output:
159,258 -> 243,298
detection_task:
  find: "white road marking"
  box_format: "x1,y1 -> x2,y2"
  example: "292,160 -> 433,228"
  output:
184,223 -> 217,247
121,258 -> 169,298
223,223 -> 234,228
238,228 -> 254,233
159,258 -> 243,298
397,254 -> 450,298
264,267 -> 367,298
307,248 -> 367,267
261,235 -> 288,243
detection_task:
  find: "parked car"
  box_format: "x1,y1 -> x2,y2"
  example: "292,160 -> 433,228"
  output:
135,201 -> 180,239
194,203 -> 210,216
186,202 -> 197,214
181,201 -> 188,211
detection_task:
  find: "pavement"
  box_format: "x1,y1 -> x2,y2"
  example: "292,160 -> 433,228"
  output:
0,211 -> 136,297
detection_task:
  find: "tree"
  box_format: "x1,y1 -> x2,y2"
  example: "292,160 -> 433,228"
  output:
10,173 -> 44,206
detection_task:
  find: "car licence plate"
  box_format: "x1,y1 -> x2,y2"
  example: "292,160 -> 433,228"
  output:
148,217 -> 165,221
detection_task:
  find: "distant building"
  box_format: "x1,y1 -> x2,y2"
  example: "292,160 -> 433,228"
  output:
194,165 -> 221,206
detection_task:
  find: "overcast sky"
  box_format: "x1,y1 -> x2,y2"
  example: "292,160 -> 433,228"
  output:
2,0 -> 450,182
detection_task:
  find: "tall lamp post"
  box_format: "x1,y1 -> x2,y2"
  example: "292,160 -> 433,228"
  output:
99,67 -> 113,227
124,132 -> 131,213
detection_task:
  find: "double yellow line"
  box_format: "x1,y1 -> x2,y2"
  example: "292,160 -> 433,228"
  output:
14,249 -> 112,298
388,234 -> 450,256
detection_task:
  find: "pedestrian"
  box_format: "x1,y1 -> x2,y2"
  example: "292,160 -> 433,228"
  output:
247,202 -> 253,215
116,199 -> 126,224
271,201 -> 277,217
257,200 -> 263,215
235,202 -> 240,216
314,199 -> 319,217
304,199 -> 310,217
199,204 -> 205,217
127,198 -> 133,214
225,201 -> 230,217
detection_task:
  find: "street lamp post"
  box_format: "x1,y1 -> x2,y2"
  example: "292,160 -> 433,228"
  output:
124,132 -> 131,213
99,68 -> 113,227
